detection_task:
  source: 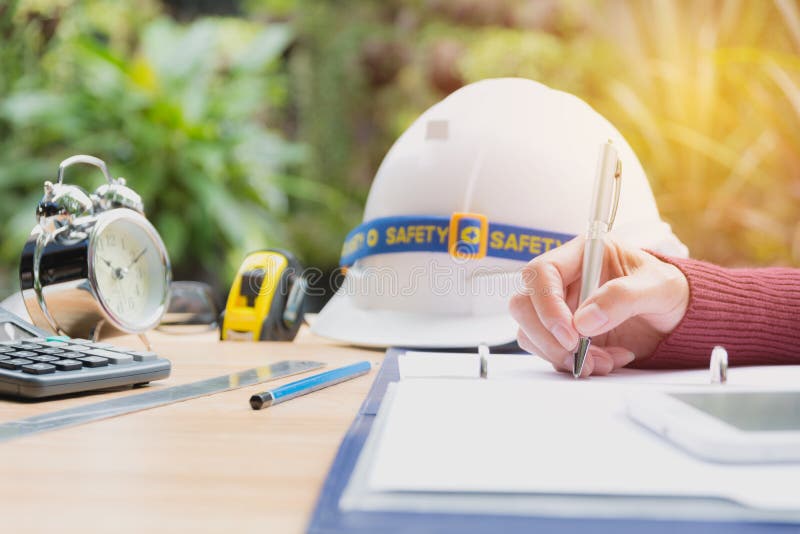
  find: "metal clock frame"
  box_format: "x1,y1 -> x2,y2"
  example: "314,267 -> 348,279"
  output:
87,208 -> 172,335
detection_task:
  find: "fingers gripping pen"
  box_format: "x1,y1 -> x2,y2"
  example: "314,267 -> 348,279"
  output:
573,141 -> 622,378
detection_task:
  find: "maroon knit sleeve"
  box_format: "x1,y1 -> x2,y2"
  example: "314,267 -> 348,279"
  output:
634,255 -> 800,369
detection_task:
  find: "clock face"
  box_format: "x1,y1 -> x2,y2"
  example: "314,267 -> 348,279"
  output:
90,211 -> 170,332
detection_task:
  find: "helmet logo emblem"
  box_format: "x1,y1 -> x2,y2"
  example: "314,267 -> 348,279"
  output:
461,226 -> 481,245
448,212 -> 488,260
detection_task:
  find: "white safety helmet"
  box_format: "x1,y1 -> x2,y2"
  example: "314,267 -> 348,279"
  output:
312,78 -> 687,349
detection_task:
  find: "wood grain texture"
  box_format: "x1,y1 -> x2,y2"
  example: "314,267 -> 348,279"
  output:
0,328 -> 383,533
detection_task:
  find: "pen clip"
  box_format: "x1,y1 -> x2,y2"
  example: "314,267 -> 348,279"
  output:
606,158 -> 622,230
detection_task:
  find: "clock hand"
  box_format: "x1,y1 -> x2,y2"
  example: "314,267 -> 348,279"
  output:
125,249 -> 147,270
100,255 -> 128,282
98,256 -> 114,269
115,249 -> 146,279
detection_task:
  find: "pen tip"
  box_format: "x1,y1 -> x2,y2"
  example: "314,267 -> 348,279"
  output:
573,338 -> 591,379
249,395 -> 264,410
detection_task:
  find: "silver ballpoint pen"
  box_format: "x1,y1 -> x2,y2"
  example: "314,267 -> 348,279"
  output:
573,141 -> 622,378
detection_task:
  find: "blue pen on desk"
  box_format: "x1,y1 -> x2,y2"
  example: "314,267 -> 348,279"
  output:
249,361 -> 371,410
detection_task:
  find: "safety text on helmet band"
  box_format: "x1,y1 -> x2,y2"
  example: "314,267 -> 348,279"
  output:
339,214 -> 575,267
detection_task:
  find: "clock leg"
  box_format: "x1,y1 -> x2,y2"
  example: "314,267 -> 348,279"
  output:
138,333 -> 152,351
91,319 -> 106,342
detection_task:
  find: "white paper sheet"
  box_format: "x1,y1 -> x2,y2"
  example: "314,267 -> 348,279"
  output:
367,377 -> 800,511
399,351 -> 481,379
486,353 -> 800,387
342,382 -> 800,522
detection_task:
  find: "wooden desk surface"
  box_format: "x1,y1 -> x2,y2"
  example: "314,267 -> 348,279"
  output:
0,328 -> 383,533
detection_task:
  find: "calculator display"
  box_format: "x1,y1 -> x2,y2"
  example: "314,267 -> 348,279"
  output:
0,322 -> 35,342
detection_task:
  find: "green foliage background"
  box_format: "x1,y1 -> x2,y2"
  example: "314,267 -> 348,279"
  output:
1,0 -> 799,300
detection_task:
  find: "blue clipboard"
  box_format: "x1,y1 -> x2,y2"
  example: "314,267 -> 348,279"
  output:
306,349 -> 798,534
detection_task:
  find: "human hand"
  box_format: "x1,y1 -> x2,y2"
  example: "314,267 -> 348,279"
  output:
508,236 -> 689,377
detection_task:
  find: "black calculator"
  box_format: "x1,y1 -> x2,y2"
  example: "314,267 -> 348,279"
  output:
0,307 -> 171,399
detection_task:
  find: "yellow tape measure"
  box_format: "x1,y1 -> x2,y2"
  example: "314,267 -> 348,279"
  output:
220,250 -> 306,342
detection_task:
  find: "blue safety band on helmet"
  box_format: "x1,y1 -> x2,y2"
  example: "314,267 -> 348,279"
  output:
339,213 -> 575,267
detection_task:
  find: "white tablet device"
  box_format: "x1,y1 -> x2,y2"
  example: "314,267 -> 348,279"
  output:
626,389 -> 800,464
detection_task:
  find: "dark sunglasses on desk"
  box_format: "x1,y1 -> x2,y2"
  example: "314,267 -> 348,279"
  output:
157,281 -> 220,334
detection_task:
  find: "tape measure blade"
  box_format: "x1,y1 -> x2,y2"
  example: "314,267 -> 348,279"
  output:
0,360 -> 324,443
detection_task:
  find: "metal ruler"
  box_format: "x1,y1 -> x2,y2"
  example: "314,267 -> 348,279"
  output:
0,360 -> 323,442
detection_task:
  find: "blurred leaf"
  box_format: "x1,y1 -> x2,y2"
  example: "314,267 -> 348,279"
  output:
233,24 -> 293,72
155,211 -> 189,265
0,91 -> 68,126
142,18 -> 217,84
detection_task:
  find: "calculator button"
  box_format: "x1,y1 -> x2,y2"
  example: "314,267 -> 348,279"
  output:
15,344 -> 46,351
0,358 -> 34,370
0,355 -> 10,361
8,351 -> 38,358
130,351 -> 158,362
59,351 -> 86,360
82,349 -> 133,364
0,346 -> 14,353
28,355 -> 60,363
8,343 -> 32,350
76,356 -> 108,367
18,345 -> 48,352
37,347 -> 65,355
90,342 -> 115,349
63,344 -> 91,352
107,353 -> 133,364
65,339 -> 94,345
107,346 -> 136,353
40,340 -> 68,347
53,359 -> 83,371
22,363 -> 56,375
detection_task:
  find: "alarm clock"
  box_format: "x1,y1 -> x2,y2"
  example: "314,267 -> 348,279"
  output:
19,155 -> 171,343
